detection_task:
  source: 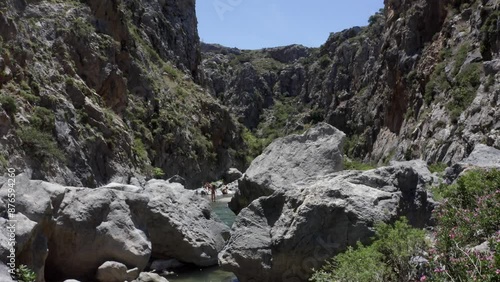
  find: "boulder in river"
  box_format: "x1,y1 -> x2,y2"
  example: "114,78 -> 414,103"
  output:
0,175 -> 228,282
220,160 -> 437,282
229,123 -> 346,213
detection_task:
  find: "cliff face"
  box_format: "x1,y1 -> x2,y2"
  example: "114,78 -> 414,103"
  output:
0,0 -> 245,188
202,0 -> 500,165
0,0 -> 498,187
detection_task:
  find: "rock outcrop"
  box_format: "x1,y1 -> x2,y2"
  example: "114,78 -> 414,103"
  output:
229,123 -> 345,213
445,144 -> 500,182
0,174 -> 228,282
220,161 -> 436,282
144,180 -> 229,266
96,261 -> 137,282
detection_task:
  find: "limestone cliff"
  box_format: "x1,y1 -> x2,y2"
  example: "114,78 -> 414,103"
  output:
1,0 -> 499,187
0,0 -> 245,188
202,0 -> 500,166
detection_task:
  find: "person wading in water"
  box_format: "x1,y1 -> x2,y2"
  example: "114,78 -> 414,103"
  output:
204,182 -> 216,202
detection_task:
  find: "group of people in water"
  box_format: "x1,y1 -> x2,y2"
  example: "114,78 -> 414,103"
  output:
203,182 -> 228,202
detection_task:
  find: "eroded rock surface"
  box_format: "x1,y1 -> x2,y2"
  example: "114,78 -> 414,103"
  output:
230,123 -> 345,213
220,161 -> 436,282
0,175 -> 228,282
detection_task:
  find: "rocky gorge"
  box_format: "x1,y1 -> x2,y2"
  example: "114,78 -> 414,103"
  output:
0,0 -> 499,281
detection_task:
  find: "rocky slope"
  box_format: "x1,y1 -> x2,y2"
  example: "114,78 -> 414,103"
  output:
201,0 -> 500,166
0,0 -> 246,188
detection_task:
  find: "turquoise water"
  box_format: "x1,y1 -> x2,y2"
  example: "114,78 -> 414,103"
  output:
167,196 -> 237,282
211,196 -> 236,227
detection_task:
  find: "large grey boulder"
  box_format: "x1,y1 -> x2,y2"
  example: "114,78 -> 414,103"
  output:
96,261 -> 129,282
134,272 -> 169,282
445,144 -> 500,182
220,161 -> 436,282
230,123 -> 346,213
44,187 -> 152,281
224,168 -> 243,183
145,180 -> 230,266
0,176 -> 229,282
0,174 -> 65,282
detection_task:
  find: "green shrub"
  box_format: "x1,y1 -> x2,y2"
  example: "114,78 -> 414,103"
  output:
241,127 -> 266,166
163,63 -> 180,80
319,55 -> 332,69
311,242 -> 387,282
428,169 -> 500,281
424,63 -> 450,104
480,11 -> 499,60
30,106 -> 55,131
0,95 -> 17,116
452,43 -> 470,77
310,218 -> 427,282
428,162 -> 447,174
344,158 -> 376,171
15,264 -> 36,282
133,138 -> 148,162
0,154 -> 7,168
152,167 -> 165,179
455,62 -> 481,88
17,126 -> 65,162
446,63 -> 482,122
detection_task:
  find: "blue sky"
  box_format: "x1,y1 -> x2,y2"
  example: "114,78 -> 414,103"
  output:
196,0 -> 384,49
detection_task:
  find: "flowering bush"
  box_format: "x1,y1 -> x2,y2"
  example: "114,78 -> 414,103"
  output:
428,169 -> 500,281
309,169 -> 500,282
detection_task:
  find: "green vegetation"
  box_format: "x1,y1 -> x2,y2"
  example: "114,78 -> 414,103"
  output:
162,63 -> 180,80
424,62 -> 449,105
252,57 -> 284,73
452,43 -> 471,77
0,94 -> 17,116
319,55 -> 332,69
17,126 -> 64,163
0,154 -> 8,168
480,11 -> 499,60
344,134 -> 365,157
343,158 -> 376,171
428,162 -> 447,174
152,167 -> 165,179
447,62 -> 482,122
30,106 -> 55,131
241,127 -> 267,166
429,169 -> 499,281
15,265 -> 36,282
133,138 -> 148,162
311,170 -> 500,282
310,218 -> 427,282
368,8 -> 384,26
